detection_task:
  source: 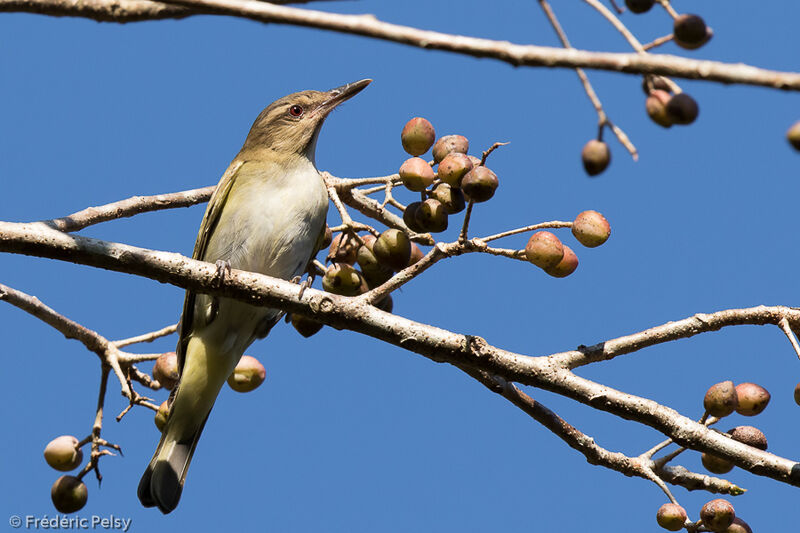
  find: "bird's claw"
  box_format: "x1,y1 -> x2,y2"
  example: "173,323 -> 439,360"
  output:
212,260 -> 232,289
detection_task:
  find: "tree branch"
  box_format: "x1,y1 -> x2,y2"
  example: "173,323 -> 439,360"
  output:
1,220 -> 797,489
3,0 -> 800,90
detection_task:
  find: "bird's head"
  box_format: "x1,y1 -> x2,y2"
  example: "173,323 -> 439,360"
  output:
240,79 -> 372,163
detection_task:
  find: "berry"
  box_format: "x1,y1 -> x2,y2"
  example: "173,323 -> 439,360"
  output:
734,382 -> 770,416
703,381 -> 738,417
328,232 -> 360,264
545,245 -> 578,278
666,93 -> 699,125
787,121 -> 800,151
461,166 -> 499,202
572,210 -> 610,248
700,499 -> 735,532
152,351 -> 179,390
414,198 -> 449,233
725,518 -> 753,533
291,314 -> 324,338
728,425 -> 768,450
437,152 -> 473,187
432,135 -> 469,163
403,202 -> 426,233
154,401 -> 169,431
357,235 -> 394,288
701,453 -> 733,475
44,436 -> 83,472
646,90 -> 673,128
656,502 -> 687,531
525,231 -> 564,269
373,229 -> 412,271
625,0 -> 654,14
581,140 -> 611,176
399,157 -> 435,192
322,263 -> 368,296
401,117 -> 436,156
227,355 -> 266,393
431,182 -> 466,214
51,475 -> 88,514
674,14 -> 712,50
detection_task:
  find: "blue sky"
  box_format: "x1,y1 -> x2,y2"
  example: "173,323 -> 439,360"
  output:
1,1 -> 799,531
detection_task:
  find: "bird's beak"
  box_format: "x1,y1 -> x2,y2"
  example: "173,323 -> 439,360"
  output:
314,78 -> 372,117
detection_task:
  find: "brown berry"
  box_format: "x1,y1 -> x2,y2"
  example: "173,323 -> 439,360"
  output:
572,210 -> 610,248
322,263 -> 368,296
700,499 -> 735,532
795,382 -> 800,406
437,152 -> 473,187
728,425 -> 768,451
401,117 -> 436,156
51,475 -> 88,514
291,314 -> 324,338
461,166 -> 498,202
625,0 -> 654,14
704,381 -> 738,417
581,140 -> 611,176
431,182 -> 466,214
403,202 -> 426,233
432,134 -> 469,163
787,121 -> 800,151
414,198 -> 449,233
734,382 -> 770,416
44,436 -> 83,472
373,229 -> 412,271
399,157 -> 435,192
525,231 -> 564,269
153,351 -> 179,390
656,502 -> 687,531
701,453 -> 734,475
407,243 -> 425,267
320,225 -> 333,248
674,14 -> 712,50
154,400 -> 169,432
328,232 -> 359,264
376,294 -> 394,313
545,245 -> 579,278
227,355 -> 266,393
725,518 -> 753,533
666,93 -> 699,125
646,90 -> 673,128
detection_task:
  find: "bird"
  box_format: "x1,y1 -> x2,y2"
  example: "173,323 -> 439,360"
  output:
138,79 -> 372,514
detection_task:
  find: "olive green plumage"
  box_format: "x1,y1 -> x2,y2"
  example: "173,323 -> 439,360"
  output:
138,79 -> 371,514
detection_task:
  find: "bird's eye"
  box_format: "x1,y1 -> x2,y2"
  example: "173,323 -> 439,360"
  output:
289,105 -> 304,117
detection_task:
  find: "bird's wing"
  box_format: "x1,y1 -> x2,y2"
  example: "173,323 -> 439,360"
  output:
176,159 -> 244,374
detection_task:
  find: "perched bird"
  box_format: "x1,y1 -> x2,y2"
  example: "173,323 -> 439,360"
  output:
138,79 -> 372,514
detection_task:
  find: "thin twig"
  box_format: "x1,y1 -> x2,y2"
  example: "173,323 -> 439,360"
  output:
779,317 -> 800,361
480,221 -> 572,243
538,0 -> 638,159
113,323 -> 177,348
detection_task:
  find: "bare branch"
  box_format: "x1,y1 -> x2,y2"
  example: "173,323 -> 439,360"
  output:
1,221 -> 797,489
44,187 -> 215,233
4,0 -> 800,90
550,306 -> 800,369
113,323 -> 177,348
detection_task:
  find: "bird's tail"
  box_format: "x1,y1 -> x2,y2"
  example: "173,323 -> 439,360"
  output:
138,334 -> 233,514
137,413 -> 209,514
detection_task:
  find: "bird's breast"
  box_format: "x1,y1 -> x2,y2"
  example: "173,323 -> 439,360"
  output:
205,159 -> 329,281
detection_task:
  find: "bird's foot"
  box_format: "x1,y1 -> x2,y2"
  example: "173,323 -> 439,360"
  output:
211,260 -> 232,289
